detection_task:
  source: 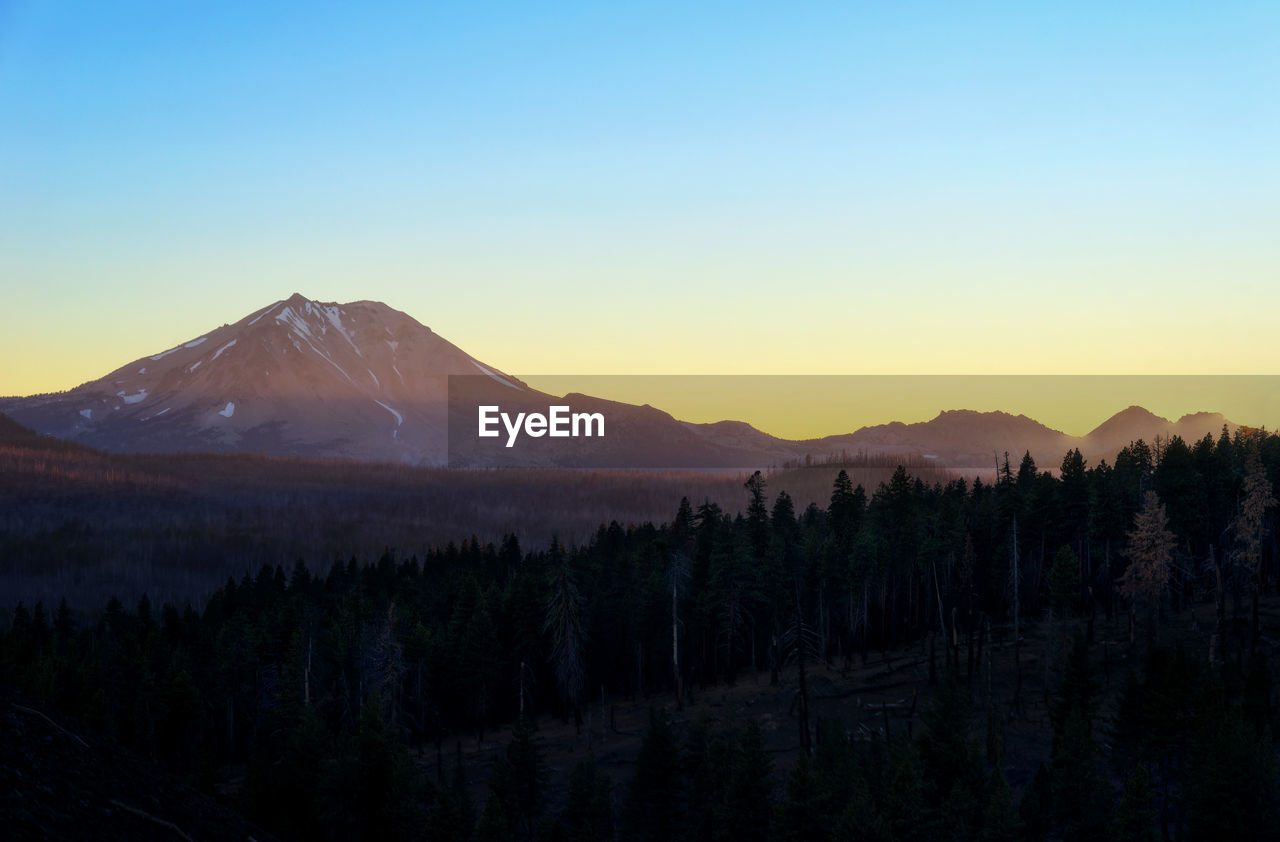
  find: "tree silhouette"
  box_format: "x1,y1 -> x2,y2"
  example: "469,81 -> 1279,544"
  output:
545,541 -> 586,720
1120,491 -> 1175,642
1234,443 -> 1276,641
1110,765 -> 1156,842
628,708 -> 683,842
1049,546 -> 1081,617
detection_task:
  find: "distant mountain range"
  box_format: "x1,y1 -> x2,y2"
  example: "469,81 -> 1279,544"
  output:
788,405 -> 1234,470
0,294 -> 1237,469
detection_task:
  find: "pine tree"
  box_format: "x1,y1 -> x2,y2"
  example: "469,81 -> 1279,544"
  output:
628,708 -> 683,841
1109,765 -> 1156,842
1234,443 -> 1276,641
669,549 -> 690,708
882,745 -> 930,842
829,470 -> 862,552
834,775 -> 891,842
1018,763 -> 1052,841
1186,708 -> 1278,841
476,791 -> 513,842
1048,635 -> 1107,842
1121,491 -> 1175,642
545,544 -> 586,718
485,716 -> 547,842
318,689 -> 421,841
1060,449 -> 1089,547
425,774 -> 474,842
771,754 -> 828,842
916,675 -> 982,832
1049,546 -> 1081,616
1053,634 -> 1098,728
681,716 -> 727,842
721,720 -> 774,842
979,767 -> 1020,842
1050,704 -> 1109,842
563,755 -> 612,842
744,472 -> 770,561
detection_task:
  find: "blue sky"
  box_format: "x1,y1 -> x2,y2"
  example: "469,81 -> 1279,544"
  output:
2,1 -> 1278,398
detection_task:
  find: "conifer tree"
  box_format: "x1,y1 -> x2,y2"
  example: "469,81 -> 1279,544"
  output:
628,709 -> 683,841
722,720 -> 774,842
917,674 -> 982,831
882,745 -> 930,842
1186,708 -> 1278,841
1234,443 -> 1276,640
1049,546 -> 1081,616
1121,491 -> 1175,642
484,716 -> 547,842
979,767 -> 1020,842
564,755 -> 613,842
1109,765 -> 1156,842
1018,763 -> 1052,841
771,754 -> 828,842
546,542 -> 586,719
834,776 -> 891,842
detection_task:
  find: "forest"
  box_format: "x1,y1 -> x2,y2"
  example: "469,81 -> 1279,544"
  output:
0,410 -> 955,610
3,424 -> 1279,841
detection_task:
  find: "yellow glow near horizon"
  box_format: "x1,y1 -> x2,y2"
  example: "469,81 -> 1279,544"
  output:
520,375 -> 1280,440
4,282 -> 1279,442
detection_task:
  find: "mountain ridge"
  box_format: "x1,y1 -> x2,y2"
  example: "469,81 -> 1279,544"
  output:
2,295 -> 1240,468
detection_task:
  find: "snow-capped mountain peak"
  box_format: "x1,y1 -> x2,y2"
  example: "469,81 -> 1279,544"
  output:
3,294 -> 518,463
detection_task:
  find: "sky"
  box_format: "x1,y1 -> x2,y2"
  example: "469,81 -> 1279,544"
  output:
1,2 -> 1278,433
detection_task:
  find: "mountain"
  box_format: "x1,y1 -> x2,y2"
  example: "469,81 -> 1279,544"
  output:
805,409 -> 1072,468
800,406 -> 1235,470
1085,405 -> 1232,461
1,294 -> 1240,469
1,293 -> 526,464
446,388 -> 803,468
0,293 -> 807,468
1085,405 -> 1170,456
1170,411 -> 1234,446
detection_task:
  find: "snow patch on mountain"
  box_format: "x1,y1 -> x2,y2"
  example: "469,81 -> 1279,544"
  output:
149,335 -> 208,360
374,400 -> 403,426
375,400 -> 403,441
472,360 -> 522,390
323,305 -> 360,354
211,339 -> 237,361
275,306 -> 309,336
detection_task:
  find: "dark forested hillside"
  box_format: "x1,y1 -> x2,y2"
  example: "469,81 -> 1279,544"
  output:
0,411 -> 956,608
2,425 -> 1278,840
